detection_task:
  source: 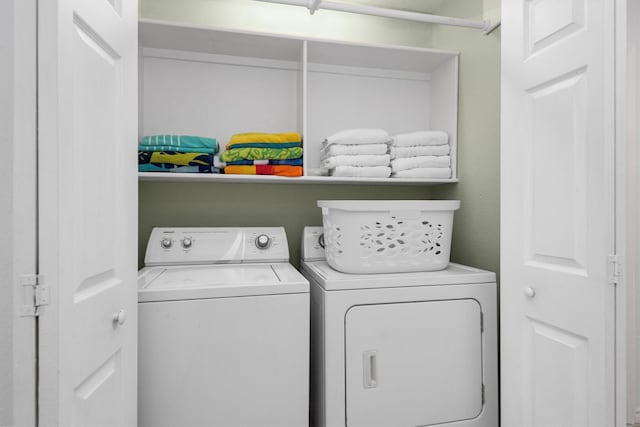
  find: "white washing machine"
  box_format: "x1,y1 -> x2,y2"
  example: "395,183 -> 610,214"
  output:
300,226 -> 498,427
137,227 -> 309,427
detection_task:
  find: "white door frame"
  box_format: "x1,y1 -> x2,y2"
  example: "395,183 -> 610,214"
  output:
618,0 -> 640,425
0,0 -> 38,425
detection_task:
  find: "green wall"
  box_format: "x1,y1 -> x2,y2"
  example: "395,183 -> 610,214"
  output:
138,0 -> 501,274
430,0 -> 502,277
139,182 -> 432,267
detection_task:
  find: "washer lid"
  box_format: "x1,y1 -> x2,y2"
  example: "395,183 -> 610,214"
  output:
138,263 -> 309,302
300,261 -> 495,291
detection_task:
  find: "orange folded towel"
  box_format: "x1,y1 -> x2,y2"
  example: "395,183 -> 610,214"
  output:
224,165 -> 303,177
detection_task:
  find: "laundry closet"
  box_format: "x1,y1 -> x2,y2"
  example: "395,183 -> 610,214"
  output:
136,0 -> 500,273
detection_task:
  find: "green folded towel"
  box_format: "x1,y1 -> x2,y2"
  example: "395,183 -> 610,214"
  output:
220,146 -> 303,162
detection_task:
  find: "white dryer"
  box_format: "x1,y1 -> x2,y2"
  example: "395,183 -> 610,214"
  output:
138,227 -> 309,427
300,226 -> 498,427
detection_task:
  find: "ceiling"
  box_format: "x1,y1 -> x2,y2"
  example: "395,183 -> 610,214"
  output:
338,0 -> 445,14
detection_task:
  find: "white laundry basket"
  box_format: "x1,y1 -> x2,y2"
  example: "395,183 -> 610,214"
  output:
318,200 -> 460,274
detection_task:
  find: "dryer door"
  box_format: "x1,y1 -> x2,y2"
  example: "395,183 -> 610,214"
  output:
345,299 -> 483,427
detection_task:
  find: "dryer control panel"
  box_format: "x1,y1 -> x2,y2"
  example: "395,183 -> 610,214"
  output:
144,227 -> 290,266
301,226 -> 326,261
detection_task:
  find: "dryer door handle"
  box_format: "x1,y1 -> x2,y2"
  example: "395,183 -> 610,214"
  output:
363,350 -> 378,389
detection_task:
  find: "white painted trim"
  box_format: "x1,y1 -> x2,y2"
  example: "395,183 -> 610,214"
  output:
615,0 -> 629,425
137,172 -> 458,185
622,1 -> 640,425
0,0 -> 38,425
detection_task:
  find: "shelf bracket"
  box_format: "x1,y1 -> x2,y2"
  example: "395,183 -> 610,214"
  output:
307,0 -> 322,15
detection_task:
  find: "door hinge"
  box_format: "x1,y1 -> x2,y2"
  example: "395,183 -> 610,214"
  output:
19,274 -> 49,317
481,383 -> 485,405
480,311 -> 484,333
608,255 -> 622,285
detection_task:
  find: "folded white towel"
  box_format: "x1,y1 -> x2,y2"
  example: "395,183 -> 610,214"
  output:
323,128 -> 391,146
307,168 -> 329,176
391,167 -> 452,179
391,156 -> 450,172
321,143 -> 388,158
330,165 -> 391,178
392,131 -> 448,147
390,144 -> 450,159
322,154 -> 390,169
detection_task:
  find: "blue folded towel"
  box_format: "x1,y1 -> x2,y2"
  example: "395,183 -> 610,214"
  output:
139,135 -> 219,153
138,163 -> 221,173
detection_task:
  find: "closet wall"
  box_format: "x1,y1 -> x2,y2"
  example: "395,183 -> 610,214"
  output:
430,0 -> 501,276
137,0 -> 502,270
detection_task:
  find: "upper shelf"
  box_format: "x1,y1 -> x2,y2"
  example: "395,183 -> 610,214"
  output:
139,20 -> 304,63
139,19 -> 458,73
138,19 -> 460,185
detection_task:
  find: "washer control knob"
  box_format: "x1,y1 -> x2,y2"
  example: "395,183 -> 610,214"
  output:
161,238 -> 172,249
182,237 -> 193,248
255,234 -> 271,249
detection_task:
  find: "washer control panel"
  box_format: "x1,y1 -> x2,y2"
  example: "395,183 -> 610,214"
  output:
144,227 -> 290,266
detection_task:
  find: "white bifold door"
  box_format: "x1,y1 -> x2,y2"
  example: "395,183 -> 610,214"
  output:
37,0 -> 138,425
345,299 -> 483,427
501,0 -> 616,426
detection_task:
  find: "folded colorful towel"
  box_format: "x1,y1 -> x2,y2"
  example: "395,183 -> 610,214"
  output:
224,165 -> 303,177
320,143 -> 388,158
138,151 -> 213,166
329,165 -> 391,178
390,156 -> 450,172
392,131 -> 448,147
390,144 -> 450,159
226,132 -> 302,149
323,128 -> 391,146
137,146 -> 216,154
322,154 -> 390,169
391,167 -> 452,179
220,147 -> 303,162
224,142 -> 301,149
224,158 -> 303,166
139,135 -> 219,153
138,164 -> 220,173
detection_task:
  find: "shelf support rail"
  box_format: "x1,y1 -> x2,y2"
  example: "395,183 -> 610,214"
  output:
256,0 -> 498,34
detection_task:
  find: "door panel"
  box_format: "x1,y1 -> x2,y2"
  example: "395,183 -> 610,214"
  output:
526,69 -> 587,271
524,319 -> 588,427
501,0 -> 615,425
345,299 -> 483,427
37,0 -> 137,424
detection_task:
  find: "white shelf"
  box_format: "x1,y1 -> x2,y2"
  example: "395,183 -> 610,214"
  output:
138,19 -> 460,185
138,172 -> 458,185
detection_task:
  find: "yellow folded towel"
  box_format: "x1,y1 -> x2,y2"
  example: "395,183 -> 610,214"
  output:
226,132 -> 302,149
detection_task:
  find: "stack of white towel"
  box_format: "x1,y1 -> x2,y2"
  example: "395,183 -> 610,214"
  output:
320,128 -> 392,178
390,131 -> 451,179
